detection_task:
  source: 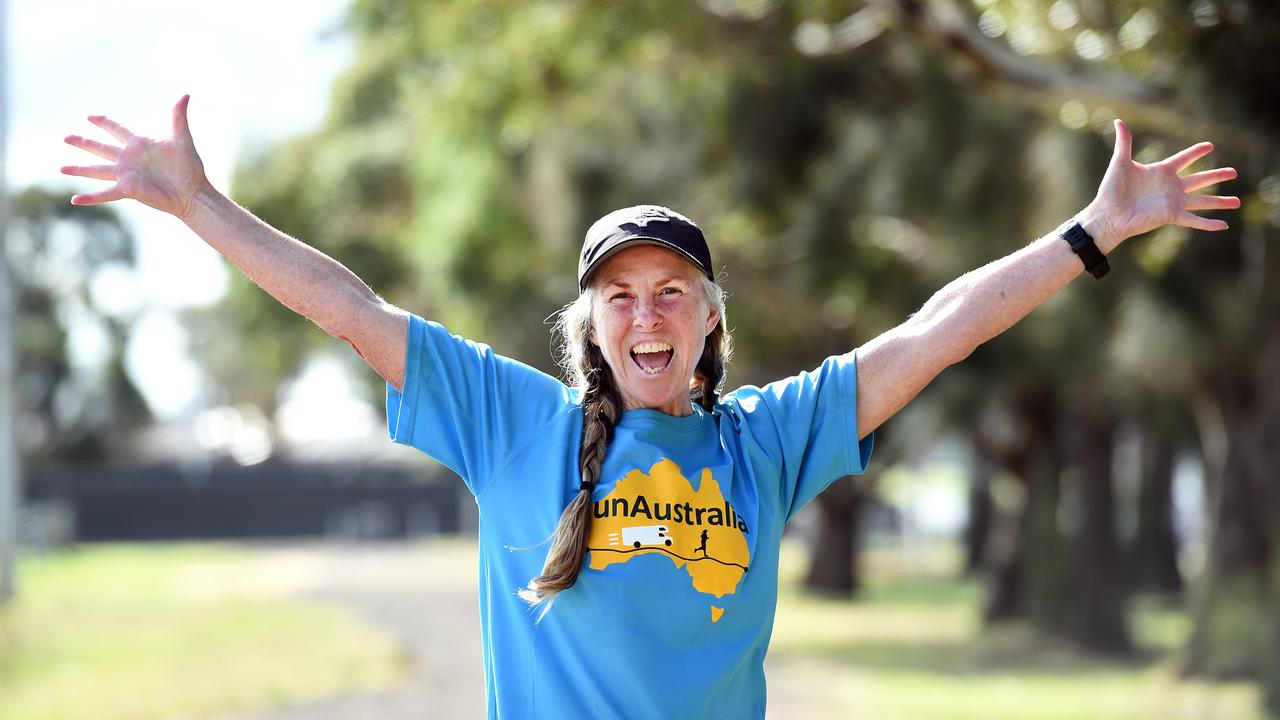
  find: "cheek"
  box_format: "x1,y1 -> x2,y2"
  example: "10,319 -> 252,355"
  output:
594,311 -> 626,351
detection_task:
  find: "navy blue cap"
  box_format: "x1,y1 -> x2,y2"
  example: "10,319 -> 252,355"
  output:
578,205 -> 714,291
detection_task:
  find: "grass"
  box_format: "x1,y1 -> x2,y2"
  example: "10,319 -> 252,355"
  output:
0,539 -> 1264,720
0,543 -> 407,720
768,539 -> 1263,720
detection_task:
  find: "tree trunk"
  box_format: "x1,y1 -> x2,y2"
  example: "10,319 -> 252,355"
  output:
963,454 -> 995,577
1129,427 -> 1183,595
983,388 -> 1066,629
1069,412 -> 1133,654
803,476 -> 865,596
1184,365 -> 1276,681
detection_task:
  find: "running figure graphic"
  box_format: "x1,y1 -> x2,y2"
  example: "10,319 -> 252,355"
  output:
695,529 -> 709,557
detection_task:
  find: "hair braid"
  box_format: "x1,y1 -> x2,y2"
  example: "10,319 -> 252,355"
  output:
518,327 -> 622,617
578,344 -> 623,487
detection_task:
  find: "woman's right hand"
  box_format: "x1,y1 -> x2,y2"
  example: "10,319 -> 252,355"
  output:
62,94 -> 211,221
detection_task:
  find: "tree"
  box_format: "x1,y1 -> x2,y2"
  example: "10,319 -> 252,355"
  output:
7,187 -> 151,465
216,0 -> 1277,702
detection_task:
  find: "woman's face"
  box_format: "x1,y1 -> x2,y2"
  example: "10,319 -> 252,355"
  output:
589,244 -> 720,416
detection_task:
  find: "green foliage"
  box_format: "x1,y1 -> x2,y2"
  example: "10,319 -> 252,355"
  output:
7,187 -> 151,464
218,0 -> 1279,701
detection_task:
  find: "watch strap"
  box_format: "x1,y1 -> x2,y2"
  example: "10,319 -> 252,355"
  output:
1059,221 -> 1110,279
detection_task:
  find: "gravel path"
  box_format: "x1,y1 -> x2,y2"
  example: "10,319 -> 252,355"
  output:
210,541 -> 818,720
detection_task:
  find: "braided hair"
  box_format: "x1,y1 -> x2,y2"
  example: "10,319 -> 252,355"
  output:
518,276 -> 731,618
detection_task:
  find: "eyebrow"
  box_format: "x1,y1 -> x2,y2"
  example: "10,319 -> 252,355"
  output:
601,274 -> 689,290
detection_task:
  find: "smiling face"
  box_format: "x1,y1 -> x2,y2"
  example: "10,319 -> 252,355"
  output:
587,244 -> 720,416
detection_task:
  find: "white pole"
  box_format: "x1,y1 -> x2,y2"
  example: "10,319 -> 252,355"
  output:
0,0 -> 19,603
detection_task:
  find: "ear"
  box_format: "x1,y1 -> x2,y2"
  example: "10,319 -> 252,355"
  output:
704,305 -> 720,336
589,326 -> 599,346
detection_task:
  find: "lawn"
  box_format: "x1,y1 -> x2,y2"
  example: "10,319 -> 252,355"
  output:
0,539 -> 1263,720
0,543 -> 406,720
768,539 -> 1262,720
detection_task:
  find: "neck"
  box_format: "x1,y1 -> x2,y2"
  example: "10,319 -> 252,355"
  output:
621,395 -> 695,417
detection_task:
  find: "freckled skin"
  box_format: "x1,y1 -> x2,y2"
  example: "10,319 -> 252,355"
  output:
588,245 -> 719,417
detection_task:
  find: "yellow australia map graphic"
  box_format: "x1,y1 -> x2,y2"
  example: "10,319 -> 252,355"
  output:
586,458 -> 750,622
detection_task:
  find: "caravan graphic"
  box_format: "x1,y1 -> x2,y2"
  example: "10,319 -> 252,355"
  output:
607,525 -> 674,549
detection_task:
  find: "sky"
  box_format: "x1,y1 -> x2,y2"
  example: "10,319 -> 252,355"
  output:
8,0 -> 373,435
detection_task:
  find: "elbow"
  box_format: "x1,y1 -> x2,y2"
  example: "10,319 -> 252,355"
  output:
948,338 -> 979,367
323,291 -> 381,344
916,296 -> 981,368
905,312 -> 977,369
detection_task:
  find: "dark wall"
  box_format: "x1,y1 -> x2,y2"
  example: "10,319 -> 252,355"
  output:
25,460 -> 473,541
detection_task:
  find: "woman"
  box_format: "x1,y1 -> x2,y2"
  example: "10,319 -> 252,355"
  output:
63,95 -> 1238,717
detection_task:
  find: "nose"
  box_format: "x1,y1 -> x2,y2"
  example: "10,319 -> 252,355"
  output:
632,295 -> 663,332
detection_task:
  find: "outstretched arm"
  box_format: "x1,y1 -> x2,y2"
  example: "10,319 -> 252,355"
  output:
62,95 -> 410,390
854,120 -> 1240,439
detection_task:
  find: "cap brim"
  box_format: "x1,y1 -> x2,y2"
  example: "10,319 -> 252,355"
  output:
579,237 -> 708,290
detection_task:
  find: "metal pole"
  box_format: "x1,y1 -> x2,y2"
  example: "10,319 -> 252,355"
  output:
0,0 -> 19,603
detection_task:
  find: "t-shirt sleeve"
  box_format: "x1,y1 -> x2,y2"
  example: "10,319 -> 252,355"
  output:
724,350 -> 874,522
385,313 -> 573,496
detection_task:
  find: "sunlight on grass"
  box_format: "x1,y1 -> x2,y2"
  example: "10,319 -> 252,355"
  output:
770,538 -> 1262,720
0,544 -> 407,720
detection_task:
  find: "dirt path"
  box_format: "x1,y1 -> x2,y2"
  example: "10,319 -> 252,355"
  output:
213,541 -> 486,720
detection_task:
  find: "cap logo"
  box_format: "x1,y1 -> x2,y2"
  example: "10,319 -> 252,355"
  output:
622,208 -> 676,227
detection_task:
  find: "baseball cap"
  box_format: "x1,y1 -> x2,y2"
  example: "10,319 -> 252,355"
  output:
577,205 -> 714,290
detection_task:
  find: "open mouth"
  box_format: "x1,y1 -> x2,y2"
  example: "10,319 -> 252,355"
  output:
630,342 -> 674,375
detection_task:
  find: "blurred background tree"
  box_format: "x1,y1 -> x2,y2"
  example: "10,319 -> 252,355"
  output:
7,187 -> 151,466
182,0 -> 1279,711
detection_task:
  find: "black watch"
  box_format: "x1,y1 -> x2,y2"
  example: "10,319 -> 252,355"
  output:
1059,220 -> 1110,279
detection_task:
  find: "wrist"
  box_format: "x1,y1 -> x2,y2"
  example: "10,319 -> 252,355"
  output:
180,181 -> 222,226
1076,203 -> 1123,255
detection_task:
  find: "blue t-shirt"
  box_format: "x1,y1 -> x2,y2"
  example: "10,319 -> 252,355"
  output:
386,314 -> 873,719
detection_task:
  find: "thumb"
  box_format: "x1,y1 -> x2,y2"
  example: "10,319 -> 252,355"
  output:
172,94 -> 193,140
1111,118 -> 1133,166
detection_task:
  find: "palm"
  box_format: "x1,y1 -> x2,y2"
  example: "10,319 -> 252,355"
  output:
114,135 -> 205,215
1089,120 -> 1238,249
62,95 -> 208,219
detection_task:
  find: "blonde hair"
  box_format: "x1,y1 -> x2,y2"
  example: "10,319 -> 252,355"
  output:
517,275 -> 732,618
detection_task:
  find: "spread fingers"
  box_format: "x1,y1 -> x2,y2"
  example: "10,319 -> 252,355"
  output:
1163,142 -> 1214,173
87,115 -> 135,143
1182,167 -> 1237,193
65,134 -> 120,161
1184,194 -> 1241,212
60,164 -> 118,181
70,185 -> 127,206
1176,210 -> 1229,232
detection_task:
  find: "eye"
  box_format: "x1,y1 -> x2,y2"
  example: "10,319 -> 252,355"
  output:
659,287 -> 682,296
610,291 -> 633,301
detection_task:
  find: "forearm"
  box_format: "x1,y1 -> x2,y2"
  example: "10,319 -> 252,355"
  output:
855,121 -> 1237,439
181,184 -> 378,338
912,207 -> 1116,363
855,208 -> 1116,438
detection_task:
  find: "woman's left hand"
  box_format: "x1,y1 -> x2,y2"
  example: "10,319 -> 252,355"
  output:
1083,119 -> 1240,254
